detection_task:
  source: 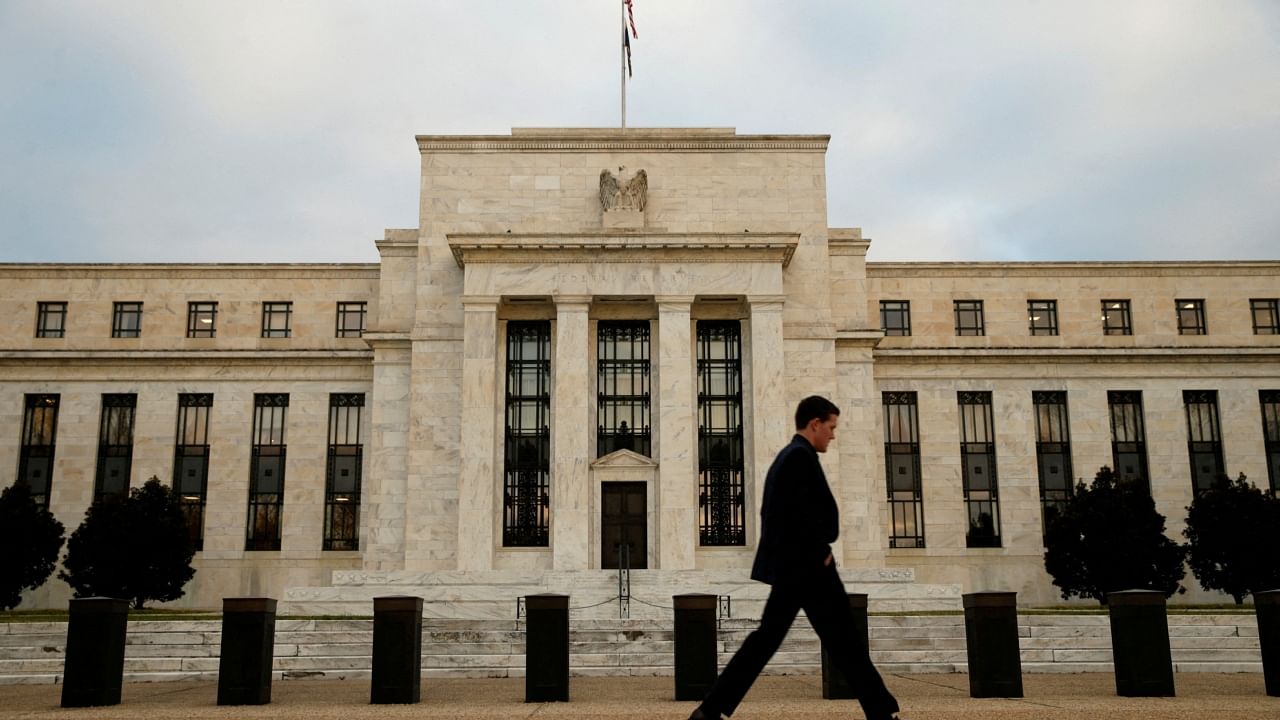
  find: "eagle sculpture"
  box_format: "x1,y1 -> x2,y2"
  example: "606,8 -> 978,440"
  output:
599,168 -> 648,212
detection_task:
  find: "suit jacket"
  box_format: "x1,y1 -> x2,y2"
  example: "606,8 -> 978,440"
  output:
750,434 -> 840,585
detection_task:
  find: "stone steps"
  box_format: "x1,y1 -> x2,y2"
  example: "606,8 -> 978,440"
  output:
0,614 -> 1262,684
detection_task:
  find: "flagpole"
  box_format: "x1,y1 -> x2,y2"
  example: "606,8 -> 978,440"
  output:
620,0 -> 626,129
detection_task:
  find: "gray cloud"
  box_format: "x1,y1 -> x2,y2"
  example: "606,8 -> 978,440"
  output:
0,0 -> 1276,263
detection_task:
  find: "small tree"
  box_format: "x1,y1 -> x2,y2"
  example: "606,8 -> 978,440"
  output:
0,482 -> 66,610
1044,466 -> 1187,604
1184,472 -> 1280,604
60,477 -> 196,609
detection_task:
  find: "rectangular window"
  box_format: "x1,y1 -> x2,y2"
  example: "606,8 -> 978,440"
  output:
1102,299 -> 1132,335
111,302 -> 143,338
1028,300 -> 1058,336
958,391 -> 1001,548
880,301 -> 911,336
335,302 -> 367,338
1108,390 -> 1149,492
36,302 -> 67,338
187,302 -> 218,338
503,321 -> 551,547
1262,390 -> 1280,494
597,321 -> 651,457
17,394 -> 60,508
173,393 -> 212,551
884,392 -> 925,548
697,320 -> 745,546
324,393 -> 364,551
1252,299 -> 1280,335
1033,391 -> 1074,538
261,302 -> 292,338
246,393 -> 288,551
1184,390 -> 1225,495
954,300 -> 985,336
94,394 -> 137,501
1176,299 -> 1207,335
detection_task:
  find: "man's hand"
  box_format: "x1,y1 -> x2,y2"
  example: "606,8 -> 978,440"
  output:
824,552 -> 833,567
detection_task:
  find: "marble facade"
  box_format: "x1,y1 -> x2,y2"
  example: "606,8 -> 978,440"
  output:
1,128 -> 1278,611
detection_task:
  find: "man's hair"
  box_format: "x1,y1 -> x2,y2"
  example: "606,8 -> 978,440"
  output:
795,395 -> 840,430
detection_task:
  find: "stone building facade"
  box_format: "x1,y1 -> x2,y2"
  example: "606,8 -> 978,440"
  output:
2,128 -> 1278,612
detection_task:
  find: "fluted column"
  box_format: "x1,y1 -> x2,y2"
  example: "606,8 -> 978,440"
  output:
658,296 -> 697,570
457,297 -> 499,571
748,296 -> 789,545
552,296 -> 592,570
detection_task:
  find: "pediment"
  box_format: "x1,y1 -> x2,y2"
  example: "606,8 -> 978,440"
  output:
590,448 -> 658,469
447,231 -> 798,268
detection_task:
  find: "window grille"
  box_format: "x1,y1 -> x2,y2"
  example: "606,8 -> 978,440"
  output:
884,391 -> 925,548
1183,390 -> 1224,495
597,321 -> 651,457
697,320 -> 745,546
1176,299 -> 1207,335
1028,300 -> 1058,336
261,302 -> 292,338
1252,299 -> 1279,335
1102,300 -> 1132,335
17,394 -> 60,508
174,393 -> 212,550
36,302 -> 66,338
324,393 -> 364,550
94,394 -> 136,501
336,302 -> 367,338
246,393 -> 288,550
880,301 -> 911,336
503,321 -> 551,547
1108,390 -> 1149,492
187,302 -> 218,338
954,300 -> 985,336
112,302 -> 143,338
1033,391 -> 1074,538
958,391 -> 1001,548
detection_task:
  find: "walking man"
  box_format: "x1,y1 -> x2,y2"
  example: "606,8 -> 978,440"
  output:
689,395 -> 901,720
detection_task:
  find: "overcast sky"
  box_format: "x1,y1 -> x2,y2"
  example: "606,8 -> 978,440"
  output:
2,1 -> 1277,264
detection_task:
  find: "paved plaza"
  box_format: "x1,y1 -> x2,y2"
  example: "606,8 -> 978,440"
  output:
0,673 -> 1274,719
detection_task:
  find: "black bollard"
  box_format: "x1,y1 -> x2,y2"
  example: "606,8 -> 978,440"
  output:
61,597 -> 129,708
821,593 -> 869,699
673,594 -> 719,701
1106,590 -> 1174,697
371,596 -> 424,704
962,592 -> 1023,698
1256,589 -> 1280,697
525,594 -> 569,702
217,597 -> 277,705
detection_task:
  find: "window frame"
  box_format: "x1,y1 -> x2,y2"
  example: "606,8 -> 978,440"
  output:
1176,299 -> 1207,335
261,301 -> 293,339
596,320 -> 652,458
94,394 -> 137,502
884,391 -> 925,548
879,300 -> 912,337
111,301 -> 144,338
1108,390 -> 1149,493
1102,299 -> 1132,336
1028,300 -> 1059,336
323,393 -> 364,551
953,300 -> 985,336
173,393 -> 213,551
1183,389 -> 1225,495
17,394 -> 60,508
958,391 -> 1001,548
1033,391 -> 1074,540
187,302 -> 218,338
503,321 -> 551,547
36,302 -> 67,338
335,301 -> 367,338
1261,390 -> 1280,495
696,320 -> 746,547
1252,299 -> 1280,335
246,393 -> 288,551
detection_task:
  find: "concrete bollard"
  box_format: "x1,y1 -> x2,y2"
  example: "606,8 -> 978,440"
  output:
217,597 -> 278,705
524,594 -> 569,702
1106,590 -> 1174,697
1255,589 -> 1280,697
821,593 -> 869,699
962,592 -> 1023,698
61,597 -> 129,708
673,594 -> 719,701
371,596 -> 424,704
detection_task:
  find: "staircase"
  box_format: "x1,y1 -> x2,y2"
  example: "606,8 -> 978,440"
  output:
0,613 -> 1262,685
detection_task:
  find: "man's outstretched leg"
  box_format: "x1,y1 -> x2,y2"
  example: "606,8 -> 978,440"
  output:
690,585 -> 801,719
803,566 -> 900,720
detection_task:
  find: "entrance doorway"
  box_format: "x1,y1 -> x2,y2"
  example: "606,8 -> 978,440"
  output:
601,482 -> 647,569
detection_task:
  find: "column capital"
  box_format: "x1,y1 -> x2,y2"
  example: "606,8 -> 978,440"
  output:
552,294 -> 592,309
655,294 -> 696,310
746,294 -> 787,310
461,295 -> 501,310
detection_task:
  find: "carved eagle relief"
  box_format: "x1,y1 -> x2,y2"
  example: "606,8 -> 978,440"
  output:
599,168 -> 648,212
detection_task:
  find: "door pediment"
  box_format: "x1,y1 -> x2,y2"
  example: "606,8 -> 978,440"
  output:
590,448 -> 658,469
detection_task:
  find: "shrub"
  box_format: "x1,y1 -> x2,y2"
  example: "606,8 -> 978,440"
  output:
59,477 -> 196,609
0,482 -> 66,610
1184,472 -> 1280,604
1043,466 -> 1186,604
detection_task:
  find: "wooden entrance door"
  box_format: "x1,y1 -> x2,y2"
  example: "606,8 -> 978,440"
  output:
601,482 -> 647,569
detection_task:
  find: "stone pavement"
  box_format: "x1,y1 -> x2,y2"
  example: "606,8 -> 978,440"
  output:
0,673 -> 1274,719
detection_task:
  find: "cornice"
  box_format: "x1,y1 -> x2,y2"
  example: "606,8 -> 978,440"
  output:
871,346 -> 1280,363
0,349 -> 373,365
447,232 -> 798,268
867,260 -> 1280,278
417,131 -> 829,154
0,264 -> 380,280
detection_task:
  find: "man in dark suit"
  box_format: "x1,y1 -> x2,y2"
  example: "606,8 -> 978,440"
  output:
689,395 -> 901,720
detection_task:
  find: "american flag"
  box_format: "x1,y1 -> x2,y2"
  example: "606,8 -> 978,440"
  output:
625,0 -> 637,38
624,27 -> 632,77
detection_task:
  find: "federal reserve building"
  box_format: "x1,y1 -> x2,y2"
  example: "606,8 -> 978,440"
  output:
3,128 -> 1279,614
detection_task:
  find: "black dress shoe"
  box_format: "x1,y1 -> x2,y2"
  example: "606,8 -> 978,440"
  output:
688,707 -> 721,720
